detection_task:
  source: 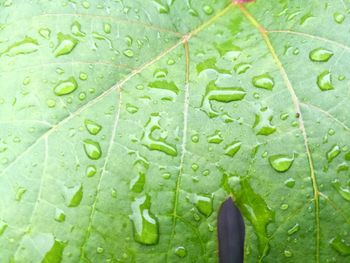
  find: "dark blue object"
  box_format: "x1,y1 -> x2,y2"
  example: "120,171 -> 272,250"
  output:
218,198 -> 245,263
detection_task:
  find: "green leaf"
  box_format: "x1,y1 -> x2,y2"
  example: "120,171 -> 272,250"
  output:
1,0 -> 350,262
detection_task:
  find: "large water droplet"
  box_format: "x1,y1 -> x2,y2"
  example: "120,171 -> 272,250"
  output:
330,236 -> 350,256
83,139 -> 102,160
224,141 -> 241,157
252,73 -> 274,90
71,21 -> 86,37
148,81 -> 179,96
309,48 -> 333,62
222,175 -> 274,258
15,234 -> 66,263
326,144 -> 340,162
192,194 -> 213,217
130,195 -> 159,245
207,130 -> 223,144
332,180 -> 350,201
130,172 -> 146,193
0,37 -> 39,57
234,62 -> 251,74
317,70 -> 334,91
253,107 -> 276,136
84,119 -> 102,135
54,33 -> 78,57
141,114 -> 177,157
268,154 -> 294,172
65,184 -> 83,207
201,81 -> 246,117
53,77 -> 78,96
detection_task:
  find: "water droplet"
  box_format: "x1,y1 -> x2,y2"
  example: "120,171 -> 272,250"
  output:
15,234 -> 66,262
203,5 -> 213,15
332,180 -> 350,201
174,246 -> 187,258
141,114 -> 177,157
284,250 -> 293,258
55,208 -> 66,222
0,37 -> 39,57
83,139 -> 102,160
215,41 -> 241,59
96,247 -> 104,254
224,141 -> 241,157
153,68 -> 168,78
0,220 -> 8,236
103,23 -> 112,34
337,162 -> 349,173
326,144 -> 340,162
191,134 -> 199,143
16,187 -> 26,201
130,195 -> 159,245
111,188 -> 117,198
81,1 -> 90,9
317,70 -> 334,91
201,81 -> 246,117
309,48 -> 334,62
279,113 -> 289,121
252,73 -> 274,90
123,49 -> 134,58
79,72 -> 88,80
162,172 -> 171,180
234,62 -> 251,74
222,175 -> 274,257
287,223 -> 300,235
152,0 -> 169,14
189,163 -> 198,172
65,184 -> 83,207
280,203 -> 289,210
192,194 -> 213,217
84,119 -> 102,135
284,178 -> 295,188
38,28 -> 51,39
86,165 -> 97,177
254,107 -> 276,136
207,130 -> 223,144
334,12 -> 345,24
53,77 -> 78,96
330,236 -> 350,256
54,33 -> 78,57
148,80 -> 179,96
79,92 -> 86,101
126,104 -> 139,114
269,154 -> 294,172
167,58 -> 175,65
130,172 -> 145,193
71,21 -> 86,37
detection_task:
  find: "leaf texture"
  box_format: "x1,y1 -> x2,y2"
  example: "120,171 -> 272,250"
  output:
1,0 -> 350,262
